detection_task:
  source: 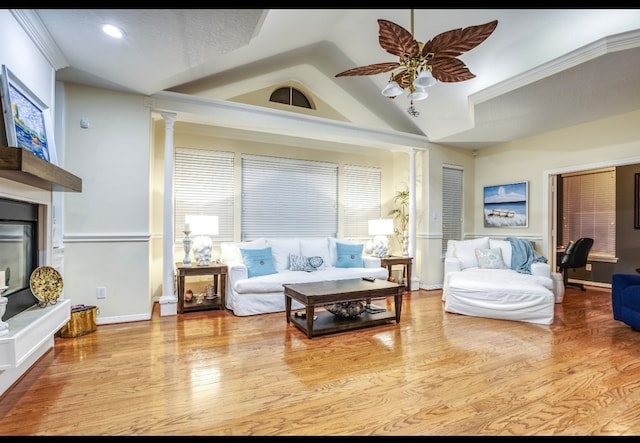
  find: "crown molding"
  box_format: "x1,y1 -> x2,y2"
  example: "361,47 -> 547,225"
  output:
470,28 -> 640,107
10,9 -> 69,71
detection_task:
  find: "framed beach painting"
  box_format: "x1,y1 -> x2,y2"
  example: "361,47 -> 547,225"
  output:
0,65 -> 52,162
483,181 -> 528,228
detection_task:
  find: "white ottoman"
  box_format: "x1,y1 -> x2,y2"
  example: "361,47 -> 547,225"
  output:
444,269 -> 555,325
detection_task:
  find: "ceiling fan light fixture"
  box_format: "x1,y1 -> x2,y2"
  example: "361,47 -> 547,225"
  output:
381,81 -> 404,98
335,11 -> 498,118
413,69 -> 436,89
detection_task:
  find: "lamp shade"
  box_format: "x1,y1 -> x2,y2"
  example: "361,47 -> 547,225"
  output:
413,69 -> 436,88
407,87 -> 428,102
381,81 -> 404,98
185,215 -> 219,236
368,218 -> 394,236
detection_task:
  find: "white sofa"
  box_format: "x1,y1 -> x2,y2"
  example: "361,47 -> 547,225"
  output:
443,237 -> 564,325
220,237 -> 389,316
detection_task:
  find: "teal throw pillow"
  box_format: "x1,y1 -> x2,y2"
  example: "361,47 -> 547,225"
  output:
240,247 -> 277,278
336,242 -> 364,268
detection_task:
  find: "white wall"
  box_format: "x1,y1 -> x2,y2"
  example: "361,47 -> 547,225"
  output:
62,84 -> 152,323
0,9 -> 60,397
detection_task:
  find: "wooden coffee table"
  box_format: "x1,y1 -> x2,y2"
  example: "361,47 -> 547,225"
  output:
284,278 -> 404,338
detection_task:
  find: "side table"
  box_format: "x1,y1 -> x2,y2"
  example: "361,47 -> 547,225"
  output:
381,256 -> 413,290
175,263 -> 227,314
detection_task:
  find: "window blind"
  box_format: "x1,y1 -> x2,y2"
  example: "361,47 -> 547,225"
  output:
442,165 -> 463,255
561,168 -> 616,259
343,165 -> 382,238
174,148 -> 234,244
241,154 -> 338,239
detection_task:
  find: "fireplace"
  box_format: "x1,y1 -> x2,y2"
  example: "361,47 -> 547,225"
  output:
0,197 -> 39,321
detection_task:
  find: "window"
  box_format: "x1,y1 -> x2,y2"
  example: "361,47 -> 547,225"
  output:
269,87 -> 313,109
561,167 -> 616,260
442,165 -> 463,255
343,165 -> 382,238
174,148 -> 234,245
241,155 -> 337,239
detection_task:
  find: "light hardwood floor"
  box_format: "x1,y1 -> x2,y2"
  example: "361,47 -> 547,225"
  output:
1,285 -> 639,436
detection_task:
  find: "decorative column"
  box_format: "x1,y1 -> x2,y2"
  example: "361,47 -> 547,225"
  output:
159,112 -> 178,316
408,148 -> 417,291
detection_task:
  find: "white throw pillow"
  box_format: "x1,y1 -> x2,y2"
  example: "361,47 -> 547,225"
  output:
449,237 -> 490,269
220,238 -> 266,264
475,248 -> 508,269
489,239 -> 512,268
300,238 -> 330,269
266,238 -> 301,272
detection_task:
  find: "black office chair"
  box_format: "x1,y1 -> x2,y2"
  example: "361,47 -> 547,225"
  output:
558,237 -> 594,291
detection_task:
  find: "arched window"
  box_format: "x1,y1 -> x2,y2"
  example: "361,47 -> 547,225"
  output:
269,87 -> 313,109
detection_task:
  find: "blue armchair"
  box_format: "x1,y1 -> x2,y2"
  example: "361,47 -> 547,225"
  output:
611,273 -> 640,330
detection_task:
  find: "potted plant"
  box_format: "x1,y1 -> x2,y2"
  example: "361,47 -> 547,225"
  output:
388,189 -> 409,255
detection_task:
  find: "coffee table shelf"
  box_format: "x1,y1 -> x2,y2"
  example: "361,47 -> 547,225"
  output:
289,309 -> 397,337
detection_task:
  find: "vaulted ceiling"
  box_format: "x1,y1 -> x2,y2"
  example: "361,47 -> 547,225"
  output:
17,8 -> 640,150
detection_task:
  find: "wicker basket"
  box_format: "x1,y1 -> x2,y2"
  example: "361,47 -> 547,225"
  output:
57,305 -> 98,338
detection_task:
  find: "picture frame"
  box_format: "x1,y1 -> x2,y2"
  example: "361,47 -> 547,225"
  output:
635,173 -> 640,229
483,181 -> 528,228
0,64 -> 52,162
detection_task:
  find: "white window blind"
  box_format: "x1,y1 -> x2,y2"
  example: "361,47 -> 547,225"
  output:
442,165 -> 463,255
241,154 -> 338,239
174,148 -> 234,244
343,165 -> 382,238
561,168 -> 616,259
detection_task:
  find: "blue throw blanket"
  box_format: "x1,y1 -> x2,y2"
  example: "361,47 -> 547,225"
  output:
506,237 -> 548,274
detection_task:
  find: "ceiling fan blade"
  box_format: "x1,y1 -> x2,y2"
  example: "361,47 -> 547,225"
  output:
422,20 -> 498,59
336,62 -> 400,77
429,57 -> 475,83
378,19 -> 420,58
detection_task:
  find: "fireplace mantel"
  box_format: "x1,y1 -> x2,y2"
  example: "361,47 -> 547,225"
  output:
0,147 -> 82,192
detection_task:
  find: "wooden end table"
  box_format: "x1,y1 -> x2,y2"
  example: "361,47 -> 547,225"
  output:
283,278 -> 404,338
175,263 -> 227,314
381,256 -> 413,289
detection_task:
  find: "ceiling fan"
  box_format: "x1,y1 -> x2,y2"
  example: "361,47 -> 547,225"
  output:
336,10 -> 498,116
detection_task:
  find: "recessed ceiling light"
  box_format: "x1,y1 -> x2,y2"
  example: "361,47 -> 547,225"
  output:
102,24 -> 124,39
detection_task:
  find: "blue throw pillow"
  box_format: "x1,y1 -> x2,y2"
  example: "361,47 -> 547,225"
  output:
240,247 -> 277,278
336,242 -> 364,268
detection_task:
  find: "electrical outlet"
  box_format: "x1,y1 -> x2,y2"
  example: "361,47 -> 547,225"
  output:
585,263 -> 592,271
96,286 -> 107,299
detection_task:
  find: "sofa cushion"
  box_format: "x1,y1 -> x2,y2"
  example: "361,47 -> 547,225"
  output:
475,248 -> 508,269
221,238 -> 266,263
266,238 -> 300,272
336,242 -> 364,268
240,247 -> 278,278
448,237 -> 490,270
300,238 -> 330,270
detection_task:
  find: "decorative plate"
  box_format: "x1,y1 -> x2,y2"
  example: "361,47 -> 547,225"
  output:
30,266 -> 63,306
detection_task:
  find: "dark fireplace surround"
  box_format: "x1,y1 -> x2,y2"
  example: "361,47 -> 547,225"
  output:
0,196 -> 39,321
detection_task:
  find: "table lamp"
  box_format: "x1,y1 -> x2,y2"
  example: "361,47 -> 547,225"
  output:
368,218 -> 394,258
185,215 -> 219,266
